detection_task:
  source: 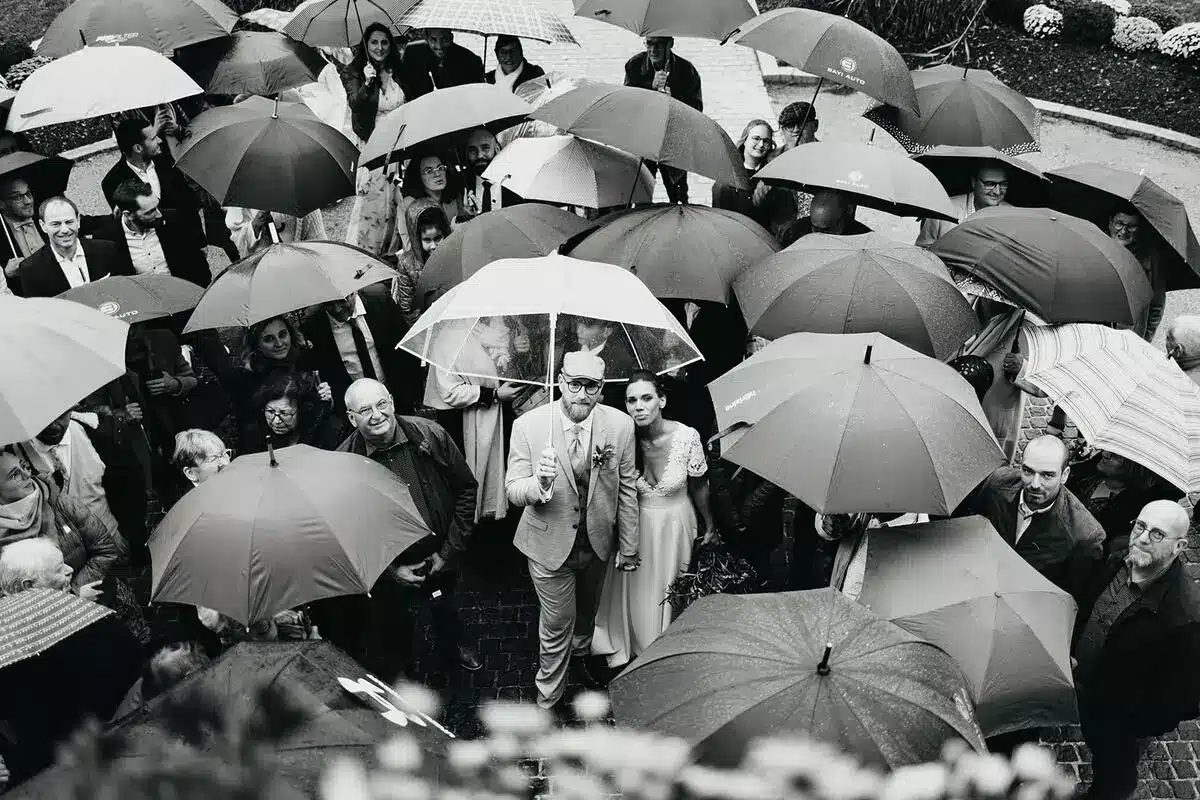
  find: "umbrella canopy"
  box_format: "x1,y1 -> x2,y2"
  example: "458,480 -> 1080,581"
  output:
282,0 -> 415,47
569,204 -> 778,303
858,515 -> 1078,737
57,273 -> 203,324
0,151 -> 73,198
6,46 -> 202,133
360,84 -> 531,169
0,296 -> 129,445
724,8 -> 919,115
734,232 -> 978,359
574,0 -> 755,40
929,207 -> 1154,325
1047,163 -> 1200,289
177,31 -> 328,96
151,445 -> 433,625
417,204 -> 594,303
498,71 -> 585,145
611,588 -> 985,768
0,588 -> 113,670
37,0 -> 238,57
397,0 -> 578,43
174,96 -> 358,217
912,145 -> 1047,205
756,141 -> 957,222
402,254 -> 702,386
709,332 -> 1004,514
183,240 -> 399,332
863,65 -> 1040,155
1021,324 -> 1200,492
530,81 -> 748,189
482,135 -> 655,209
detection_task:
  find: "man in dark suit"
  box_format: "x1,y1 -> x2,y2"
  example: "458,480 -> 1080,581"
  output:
0,175 -> 47,294
778,189 -> 871,247
484,35 -> 545,91
92,179 -> 211,288
301,289 -> 407,416
1073,500 -> 1200,800
15,196 -> 128,297
458,128 -> 523,219
102,118 -> 202,244
624,36 -> 702,204
403,29 -> 484,89
957,435 -> 1106,599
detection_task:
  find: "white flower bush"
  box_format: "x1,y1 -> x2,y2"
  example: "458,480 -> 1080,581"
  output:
1094,0 -> 1131,14
1025,4 -> 1065,37
1160,22 -> 1200,59
1112,15 -> 1164,50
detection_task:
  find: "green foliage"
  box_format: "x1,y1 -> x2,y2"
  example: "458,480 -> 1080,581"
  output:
0,40 -> 33,74
1048,0 -> 1119,42
1130,0 -> 1185,30
988,0 -> 1038,27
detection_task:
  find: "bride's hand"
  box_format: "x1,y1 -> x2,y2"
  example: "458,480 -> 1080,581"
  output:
700,528 -> 719,546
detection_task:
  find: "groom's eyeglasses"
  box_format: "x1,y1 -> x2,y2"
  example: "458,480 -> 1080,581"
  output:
563,377 -> 602,396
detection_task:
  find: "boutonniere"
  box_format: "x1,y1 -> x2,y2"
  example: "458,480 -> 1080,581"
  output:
592,444 -> 615,469
417,440 -> 433,457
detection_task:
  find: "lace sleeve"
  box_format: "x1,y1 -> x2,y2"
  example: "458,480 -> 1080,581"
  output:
685,426 -> 708,478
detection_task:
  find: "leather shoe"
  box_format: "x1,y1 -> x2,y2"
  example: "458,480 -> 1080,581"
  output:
456,644 -> 483,672
572,656 -> 609,690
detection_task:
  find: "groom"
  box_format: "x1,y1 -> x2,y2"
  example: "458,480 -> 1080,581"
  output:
506,351 -> 640,711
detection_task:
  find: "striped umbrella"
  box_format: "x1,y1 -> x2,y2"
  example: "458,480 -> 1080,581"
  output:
1021,324 -> 1200,492
0,589 -> 113,669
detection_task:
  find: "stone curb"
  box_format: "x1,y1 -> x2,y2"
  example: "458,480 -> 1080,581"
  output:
62,135 -> 117,162
755,54 -> 1200,155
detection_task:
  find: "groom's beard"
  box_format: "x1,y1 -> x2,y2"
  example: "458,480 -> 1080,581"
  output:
564,399 -> 594,422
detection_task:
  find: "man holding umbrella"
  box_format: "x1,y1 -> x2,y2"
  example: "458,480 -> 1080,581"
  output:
915,163 -> 1010,247
624,36 -> 702,204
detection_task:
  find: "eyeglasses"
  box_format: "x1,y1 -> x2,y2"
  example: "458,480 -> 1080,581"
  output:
264,408 -> 297,420
1131,519 -> 1182,544
976,180 -> 1008,191
1112,221 -> 1140,233
3,191 -> 32,202
350,398 -> 394,417
564,377 -> 602,396
200,448 -> 232,465
421,164 -> 448,176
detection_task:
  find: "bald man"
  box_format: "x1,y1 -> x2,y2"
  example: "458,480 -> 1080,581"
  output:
1073,500 -> 1200,800
957,435 -> 1105,599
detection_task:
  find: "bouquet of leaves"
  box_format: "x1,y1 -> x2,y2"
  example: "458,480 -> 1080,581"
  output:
665,536 -> 759,618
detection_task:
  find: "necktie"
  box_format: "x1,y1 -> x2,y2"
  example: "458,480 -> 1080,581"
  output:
49,445 -> 68,489
481,180 -> 492,213
349,317 -> 377,381
569,424 -> 586,483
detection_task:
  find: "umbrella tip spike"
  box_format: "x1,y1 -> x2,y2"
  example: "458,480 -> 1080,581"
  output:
817,643 -> 833,676
863,345 -> 873,365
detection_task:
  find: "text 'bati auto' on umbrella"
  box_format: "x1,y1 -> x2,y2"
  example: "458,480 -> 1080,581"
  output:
709,331 -> 1004,515
57,273 -> 203,324
858,515 -> 1078,737
611,587 -> 986,769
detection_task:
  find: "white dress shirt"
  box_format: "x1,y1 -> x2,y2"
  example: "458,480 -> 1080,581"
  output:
122,218 -> 170,275
540,402 -> 596,502
328,294 -> 387,383
51,242 -> 90,288
125,158 -> 161,200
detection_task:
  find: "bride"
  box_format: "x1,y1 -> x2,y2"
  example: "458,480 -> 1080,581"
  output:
592,370 -> 717,668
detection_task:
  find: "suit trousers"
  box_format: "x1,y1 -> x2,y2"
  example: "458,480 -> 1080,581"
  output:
1080,700 -> 1147,800
527,542 -> 608,708
646,162 -> 689,204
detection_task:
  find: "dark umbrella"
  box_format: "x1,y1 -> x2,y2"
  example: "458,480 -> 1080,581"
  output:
568,204 -> 778,303
0,151 -> 73,197
859,516 -> 1078,737
174,96 -> 359,217
708,332 -> 1004,515
929,206 -> 1155,325
611,588 -> 986,768
530,81 -> 749,190
734,232 -> 978,359
176,31 -> 329,97
57,273 -> 203,324
360,84 -> 531,170
416,204 -> 594,303
183,240 -> 399,332
863,65 -> 1040,155
36,0 -> 238,57
756,141 -> 957,222
724,8 -> 919,116
150,445 -> 433,625
574,0 -> 755,39
912,145 -> 1047,206
1047,162 -> 1200,289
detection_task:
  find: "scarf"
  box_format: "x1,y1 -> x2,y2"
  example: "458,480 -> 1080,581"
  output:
0,482 -> 44,533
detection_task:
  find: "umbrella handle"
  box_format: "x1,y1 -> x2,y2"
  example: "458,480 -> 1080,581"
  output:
546,311 -> 556,452
798,79 -> 822,133
627,158 -> 643,208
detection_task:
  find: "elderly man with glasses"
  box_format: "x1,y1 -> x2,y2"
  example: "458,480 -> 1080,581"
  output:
1071,499 -> 1200,800
915,162 -> 1011,247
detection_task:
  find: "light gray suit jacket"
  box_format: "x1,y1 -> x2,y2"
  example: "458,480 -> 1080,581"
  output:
505,401 -> 640,570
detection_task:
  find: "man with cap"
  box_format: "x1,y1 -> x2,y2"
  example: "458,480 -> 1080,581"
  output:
624,36 -> 702,204
777,101 -> 820,153
506,351 -> 640,714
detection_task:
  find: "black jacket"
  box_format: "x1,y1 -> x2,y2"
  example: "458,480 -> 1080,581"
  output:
100,154 -> 202,241
89,212 -> 212,288
623,52 -> 703,111
403,41 -> 484,90
1067,457 -> 1184,556
15,238 -> 129,297
778,216 -> 873,248
484,61 -> 545,90
1073,555 -> 1200,736
342,55 -> 435,143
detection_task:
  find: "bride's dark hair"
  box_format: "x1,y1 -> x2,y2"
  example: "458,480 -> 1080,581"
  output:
626,369 -> 666,473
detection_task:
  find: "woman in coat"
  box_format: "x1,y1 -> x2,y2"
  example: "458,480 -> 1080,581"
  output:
711,119 -> 796,242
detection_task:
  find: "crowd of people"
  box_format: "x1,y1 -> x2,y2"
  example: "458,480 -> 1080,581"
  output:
0,14 -> 1197,800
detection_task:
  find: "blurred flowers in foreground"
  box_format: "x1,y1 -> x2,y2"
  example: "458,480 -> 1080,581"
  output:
321,685 -> 1079,800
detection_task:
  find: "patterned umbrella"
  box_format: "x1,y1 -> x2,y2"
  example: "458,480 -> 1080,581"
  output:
0,589 -> 113,670
1020,324 -> 1200,492
482,135 -> 655,208
36,0 -> 238,57
863,65 -> 1041,155
397,0 -> 578,44
498,72 -> 585,145
573,0 -> 755,40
